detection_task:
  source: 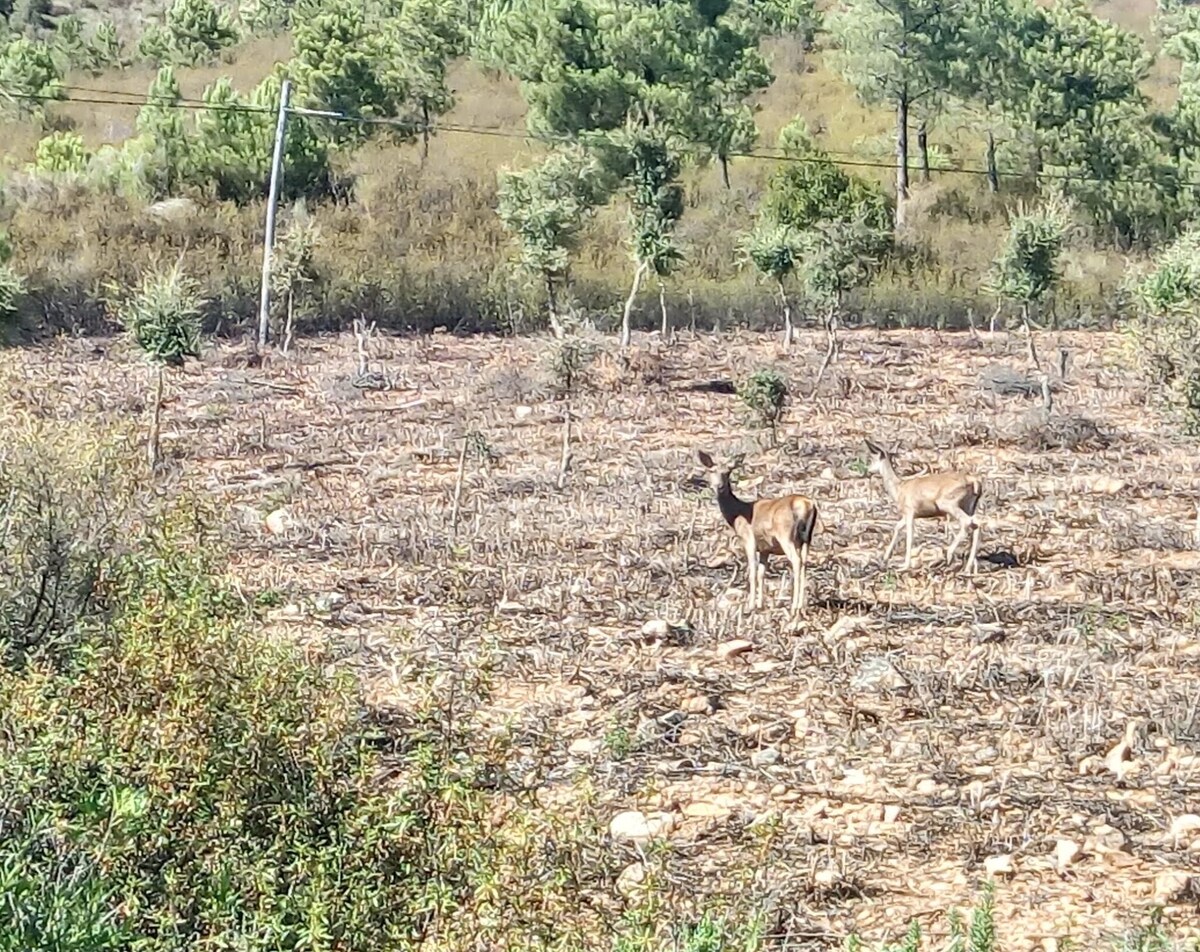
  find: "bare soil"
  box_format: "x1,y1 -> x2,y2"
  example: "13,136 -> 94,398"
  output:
5,327 -> 1200,949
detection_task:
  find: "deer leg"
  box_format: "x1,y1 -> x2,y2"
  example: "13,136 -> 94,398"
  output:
743,538 -> 758,611
756,552 -> 769,609
799,541 -> 810,614
901,515 -> 916,571
781,539 -> 802,615
965,521 -> 981,576
882,519 -> 905,565
946,518 -> 970,567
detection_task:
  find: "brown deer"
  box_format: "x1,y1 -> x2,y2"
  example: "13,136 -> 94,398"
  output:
696,450 -> 818,614
864,440 -> 983,574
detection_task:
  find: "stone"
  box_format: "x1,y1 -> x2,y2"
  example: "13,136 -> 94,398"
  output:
616,862 -> 646,897
1169,814 -> 1200,839
1154,871 -> 1197,903
716,639 -> 754,660
984,854 -> 1014,877
682,695 -> 716,715
568,737 -> 602,757
751,747 -> 780,768
264,508 -> 290,534
683,800 -> 733,820
609,810 -> 675,843
640,619 -> 671,639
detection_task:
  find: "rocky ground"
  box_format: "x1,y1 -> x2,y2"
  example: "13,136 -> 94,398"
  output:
5,326 -> 1199,949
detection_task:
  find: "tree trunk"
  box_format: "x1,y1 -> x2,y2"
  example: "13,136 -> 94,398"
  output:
719,154 -> 731,190
777,277 -> 793,349
918,120 -> 930,183
421,102 -> 431,161
895,94 -> 910,230
985,129 -> 999,193
282,286 -> 295,354
659,280 -> 670,340
1022,301 -> 1041,370
545,272 -> 565,339
621,261 -> 649,349
810,304 -> 839,397
147,365 -> 164,472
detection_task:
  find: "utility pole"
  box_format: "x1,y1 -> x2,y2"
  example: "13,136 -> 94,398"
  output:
257,78 -> 291,350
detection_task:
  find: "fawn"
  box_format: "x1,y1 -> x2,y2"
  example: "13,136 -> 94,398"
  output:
863,440 -> 983,574
696,450 -> 819,613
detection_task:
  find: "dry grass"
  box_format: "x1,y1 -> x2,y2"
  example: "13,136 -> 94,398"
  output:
2,327 -> 1198,948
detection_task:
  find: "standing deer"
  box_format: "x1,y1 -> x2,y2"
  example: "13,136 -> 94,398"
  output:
696,450 -> 818,614
864,440 -> 983,574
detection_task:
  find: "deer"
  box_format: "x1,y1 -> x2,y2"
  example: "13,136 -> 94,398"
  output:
863,440 -> 983,575
695,450 -> 818,614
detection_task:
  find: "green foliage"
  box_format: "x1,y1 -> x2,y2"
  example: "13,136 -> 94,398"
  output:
134,66 -> 191,198
986,198 -> 1071,308
615,128 -> 684,275
0,35 -> 63,116
760,122 -> 892,234
290,7 -> 411,146
795,216 -> 889,309
478,0 -> 772,149
252,71 -> 335,201
542,334 -> 597,394
1125,227 -> 1200,431
113,263 -> 204,367
0,263 -> 25,325
737,368 -> 788,432
497,145 -> 610,284
383,0 -> 470,142
31,130 -> 91,175
0,426 -> 611,951
740,220 -> 802,284
827,0 -> 962,120
137,0 -> 240,66
190,76 -> 265,201
271,204 -> 322,327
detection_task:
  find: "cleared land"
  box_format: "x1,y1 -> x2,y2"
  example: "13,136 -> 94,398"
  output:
5,327 -> 1200,947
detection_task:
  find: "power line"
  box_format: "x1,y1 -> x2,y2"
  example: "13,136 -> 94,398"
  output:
7,81 -> 1200,189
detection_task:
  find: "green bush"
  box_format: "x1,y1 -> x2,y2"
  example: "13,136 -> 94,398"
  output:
1125,227 -> 1200,431
737,368 -> 788,441
32,131 -> 92,176
0,427 -> 609,951
137,0 -> 239,66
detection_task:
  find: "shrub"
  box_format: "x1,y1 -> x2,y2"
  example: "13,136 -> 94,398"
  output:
760,119 -> 892,235
737,368 -> 788,443
137,0 -> 239,66
0,427 -> 610,951
32,131 -> 92,176
1125,227 -> 1200,432
0,35 -> 63,117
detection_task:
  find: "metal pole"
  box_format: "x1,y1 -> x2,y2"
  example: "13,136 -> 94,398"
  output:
257,78 -> 291,350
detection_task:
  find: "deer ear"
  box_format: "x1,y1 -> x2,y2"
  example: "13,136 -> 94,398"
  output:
729,453 -> 746,472
864,439 -> 882,456
695,449 -> 715,469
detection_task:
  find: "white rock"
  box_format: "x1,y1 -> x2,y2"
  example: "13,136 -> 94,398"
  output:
984,854 -> 1014,877
1169,814 -> 1200,839
568,738 -> 602,757
751,747 -> 780,768
264,508 -> 290,534
609,810 -> 675,843
616,862 -> 646,897
641,619 -> 671,639
716,639 -> 755,660
1054,839 -> 1082,871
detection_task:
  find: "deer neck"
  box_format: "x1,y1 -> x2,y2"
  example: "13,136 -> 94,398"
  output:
877,457 -> 904,504
716,477 -> 754,528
